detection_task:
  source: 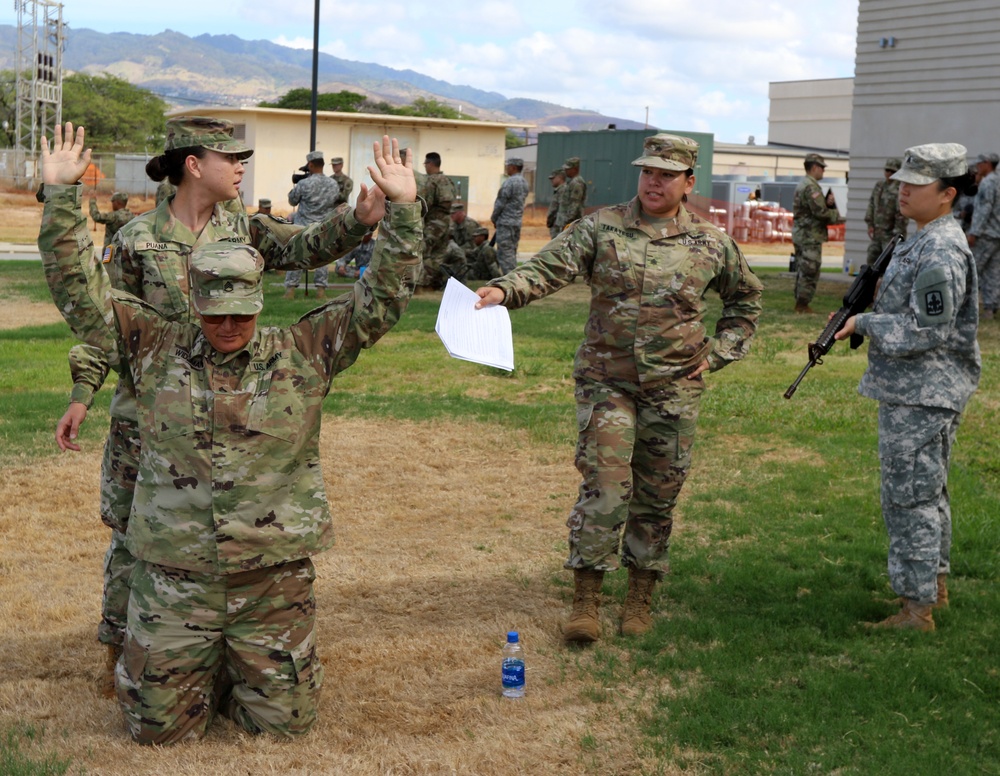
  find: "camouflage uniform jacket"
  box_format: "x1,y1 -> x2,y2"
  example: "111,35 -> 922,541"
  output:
450,216 -> 481,251
332,171 -> 354,207
89,200 -> 135,249
561,175 -> 587,225
855,214 -> 980,413
489,199 -> 763,386
59,185 -> 369,416
421,172 -> 456,229
792,174 -> 842,245
970,171 -> 1000,239
288,173 -> 340,225
466,241 -> 500,280
39,189 -> 422,574
491,173 -> 530,227
547,184 -> 564,228
864,179 -> 907,240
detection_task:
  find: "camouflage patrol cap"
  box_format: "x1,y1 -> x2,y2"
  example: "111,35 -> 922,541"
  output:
257,198 -> 271,208
110,191 -> 129,204
473,226 -> 489,237
506,158 -> 524,168
884,157 -> 902,172
631,133 -> 698,171
563,156 -> 581,170
804,152 -> 827,168
450,202 -> 465,212
549,168 -> 566,179
976,152 -> 999,164
330,156 -> 344,165
163,116 -> 253,159
189,242 -> 264,317
891,143 -> 969,185
306,150 -> 324,163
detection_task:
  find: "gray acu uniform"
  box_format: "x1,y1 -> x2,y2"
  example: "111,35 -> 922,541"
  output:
491,173 -> 530,274
488,199 -> 762,574
865,178 -> 907,266
40,185 -> 422,743
792,174 -> 842,304
285,173 -> 342,290
969,170 -> 1000,312
854,214 -> 980,604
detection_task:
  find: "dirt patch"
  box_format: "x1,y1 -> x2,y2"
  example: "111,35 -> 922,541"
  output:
0,298 -> 64,330
0,416 -> 692,775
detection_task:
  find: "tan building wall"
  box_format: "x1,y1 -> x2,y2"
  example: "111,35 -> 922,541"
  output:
713,144 -> 849,180
167,107 -> 523,223
768,78 -> 854,152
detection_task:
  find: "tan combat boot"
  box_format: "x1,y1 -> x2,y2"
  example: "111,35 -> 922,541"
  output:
868,598 -> 935,632
100,643 -> 122,699
315,288 -> 326,300
563,570 -> 604,643
283,289 -> 296,300
934,574 -> 948,609
621,568 -> 658,637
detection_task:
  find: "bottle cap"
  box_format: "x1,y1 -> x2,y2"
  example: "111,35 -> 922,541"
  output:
507,631 -> 519,643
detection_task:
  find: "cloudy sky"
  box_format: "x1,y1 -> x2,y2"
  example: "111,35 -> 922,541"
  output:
1,0 -> 861,144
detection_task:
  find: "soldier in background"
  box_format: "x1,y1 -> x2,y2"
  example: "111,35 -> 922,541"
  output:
449,203 -> 480,254
835,143 -> 979,632
475,134 -> 761,644
284,150 -> 341,299
864,157 -> 908,266
791,152 -> 844,313
465,226 -> 500,280
968,152 -> 1000,320
154,180 -> 176,206
257,198 -> 272,215
547,169 -> 566,238
561,156 -> 587,226
491,157 -> 530,273
330,156 -> 354,208
419,151 -> 456,289
89,191 -> 134,251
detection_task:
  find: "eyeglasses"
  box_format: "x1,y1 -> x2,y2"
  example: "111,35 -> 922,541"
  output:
201,313 -> 257,324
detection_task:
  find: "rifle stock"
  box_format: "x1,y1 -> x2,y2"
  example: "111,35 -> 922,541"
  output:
783,233 -> 902,399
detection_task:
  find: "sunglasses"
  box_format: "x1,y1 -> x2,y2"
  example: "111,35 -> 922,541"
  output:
201,313 -> 257,324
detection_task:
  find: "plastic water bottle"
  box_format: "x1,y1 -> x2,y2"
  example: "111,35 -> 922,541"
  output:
501,631 -> 525,698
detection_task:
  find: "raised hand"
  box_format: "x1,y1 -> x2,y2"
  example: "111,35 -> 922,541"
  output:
40,122 -> 92,186
368,136 -> 416,204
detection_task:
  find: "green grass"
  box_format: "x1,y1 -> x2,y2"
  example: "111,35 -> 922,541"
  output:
0,724 -> 73,776
2,262 -> 999,774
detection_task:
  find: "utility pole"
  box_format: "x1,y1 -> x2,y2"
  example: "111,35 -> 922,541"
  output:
644,106 -> 649,129
14,0 -> 65,188
309,0 -> 320,151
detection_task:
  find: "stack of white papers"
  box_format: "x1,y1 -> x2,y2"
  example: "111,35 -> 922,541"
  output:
434,277 -> 515,371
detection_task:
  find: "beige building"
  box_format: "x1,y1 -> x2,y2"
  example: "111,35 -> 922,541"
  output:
714,143 -> 849,180
167,106 -> 527,223
768,78 -> 853,153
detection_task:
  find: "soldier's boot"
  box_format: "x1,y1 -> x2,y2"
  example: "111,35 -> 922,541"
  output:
283,289 -> 296,300
315,288 -> 326,300
867,598 -> 935,632
621,568 -> 658,637
563,570 -> 604,644
934,574 -> 949,609
794,300 -> 816,314
100,643 -> 122,699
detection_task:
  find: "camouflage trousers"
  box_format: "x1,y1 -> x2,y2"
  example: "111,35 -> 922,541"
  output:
866,232 -> 898,266
117,558 -> 323,745
549,225 -> 562,239
495,223 -> 522,274
793,241 -> 823,305
972,235 -> 1000,310
98,415 -> 141,646
284,265 -> 330,290
878,403 -> 960,604
419,218 -> 452,289
565,376 -> 705,574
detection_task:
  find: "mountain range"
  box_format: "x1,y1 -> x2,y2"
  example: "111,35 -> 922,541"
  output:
0,25 -> 646,133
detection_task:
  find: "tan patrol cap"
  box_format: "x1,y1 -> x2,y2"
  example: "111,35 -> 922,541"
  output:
631,133 -> 698,171
805,152 -> 827,168
189,242 -> 264,317
164,117 -> 253,159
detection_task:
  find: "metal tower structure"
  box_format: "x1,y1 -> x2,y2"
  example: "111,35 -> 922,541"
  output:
14,0 -> 65,183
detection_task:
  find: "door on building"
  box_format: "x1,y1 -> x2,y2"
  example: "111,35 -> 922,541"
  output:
348,127 -> 420,207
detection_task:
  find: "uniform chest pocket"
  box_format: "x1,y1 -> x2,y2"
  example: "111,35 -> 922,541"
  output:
151,357 -> 210,441
592,235 -> 634,293
245,369 -> 303,443
650,245 -> 716,311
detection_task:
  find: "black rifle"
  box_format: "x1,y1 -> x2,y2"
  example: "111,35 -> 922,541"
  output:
784,233 -> 902,399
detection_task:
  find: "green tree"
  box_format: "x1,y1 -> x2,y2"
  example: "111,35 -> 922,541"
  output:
260,88 -> 368,113
61,73 -> 167,152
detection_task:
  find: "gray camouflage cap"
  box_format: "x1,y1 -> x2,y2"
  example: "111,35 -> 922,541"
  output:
506,158 -> 524,168
976,152 -> 999,164
891,143 -> 969,185
189,242 -> 264,317
631,133 -> 698,172
306,150 -> 324,163
473,226 -> 489,237
110,191 -> 129,204
164,117 -> 253,159
884,157 -> 902,172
